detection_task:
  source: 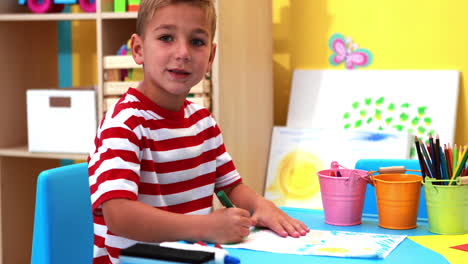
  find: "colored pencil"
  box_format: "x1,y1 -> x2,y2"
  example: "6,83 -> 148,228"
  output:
439,146 -> 448,184
420,139 -> 435,178
414,136 -> 427,178
459,145 -> 465,164
433,135 -> 441,179
446,143 -> 453,178
216,190 -> 235,208
444,144 -> 452,179
460,149 -> 468,177
426,142 -> 432,161
453,144 -> 458,177
453,149 -> 466,181
428,136 -> 436,178
451,146 -> 468,185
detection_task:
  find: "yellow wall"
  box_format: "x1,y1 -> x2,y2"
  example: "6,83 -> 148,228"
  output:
71,5 -> 97,87
273,0 -> 468,143
70,5 -> 96,164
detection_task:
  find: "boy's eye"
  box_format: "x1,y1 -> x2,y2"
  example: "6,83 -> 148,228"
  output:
159,35 -> 173,42
191,38 -> 206,47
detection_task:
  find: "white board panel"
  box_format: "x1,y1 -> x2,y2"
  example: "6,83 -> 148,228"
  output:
287,70 -> 459,142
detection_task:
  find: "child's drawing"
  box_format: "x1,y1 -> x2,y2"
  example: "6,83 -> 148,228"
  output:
342,97 -> 436,157
264,127 -> 411,209
286,70 -> 460,146
223,228 -> 407,259
268,149 -> 323,203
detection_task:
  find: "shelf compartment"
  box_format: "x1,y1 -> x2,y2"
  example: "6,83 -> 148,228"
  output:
0,21 -> 58,149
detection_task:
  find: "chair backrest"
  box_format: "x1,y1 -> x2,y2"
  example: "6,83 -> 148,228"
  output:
31,162 -> 93,264
355,159 -> 427,219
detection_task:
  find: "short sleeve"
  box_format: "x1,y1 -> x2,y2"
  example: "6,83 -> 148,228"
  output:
88,118 -> 141,214
212,123 -> 242,191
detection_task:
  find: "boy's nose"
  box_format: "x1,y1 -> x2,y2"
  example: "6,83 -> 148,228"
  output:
175,41 -> 191,61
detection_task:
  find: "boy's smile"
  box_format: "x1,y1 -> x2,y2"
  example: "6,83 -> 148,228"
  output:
167,68 -> 191,80
131,3 -> 216,111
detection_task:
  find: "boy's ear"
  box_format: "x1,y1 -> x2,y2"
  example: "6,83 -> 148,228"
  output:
207,43 -> 217,73
131,33 -> 144,65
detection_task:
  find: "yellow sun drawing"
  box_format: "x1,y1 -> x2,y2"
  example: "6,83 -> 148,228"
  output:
267,149 -> 324,205
317,247 -> 350,253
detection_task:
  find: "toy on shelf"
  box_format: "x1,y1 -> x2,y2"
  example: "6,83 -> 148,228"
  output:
114,0 -> 141,12
117,39 -> 131,56
19,0 -> 96,14
114,39 -> 134,82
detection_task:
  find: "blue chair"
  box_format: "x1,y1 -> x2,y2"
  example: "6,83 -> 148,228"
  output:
31,162 -> 93,264
355,159 -> 427,220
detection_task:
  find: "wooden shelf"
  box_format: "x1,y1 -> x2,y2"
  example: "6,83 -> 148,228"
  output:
0,12 -> 137,21
0,145 -> 88,160
101,12 -> 137,19
0,13 -> 97,21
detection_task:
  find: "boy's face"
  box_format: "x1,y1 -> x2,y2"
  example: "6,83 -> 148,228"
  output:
131,3 -> 216,109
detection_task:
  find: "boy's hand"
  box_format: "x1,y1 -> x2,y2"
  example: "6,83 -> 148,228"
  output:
206,207 -> 253,243
251,199 -> 309,238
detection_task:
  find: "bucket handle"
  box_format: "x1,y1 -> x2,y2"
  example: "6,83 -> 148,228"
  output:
461,176 -> 468,185
330,161 -> 368,183
425,176 -> 468,187
367,166 -> 421,186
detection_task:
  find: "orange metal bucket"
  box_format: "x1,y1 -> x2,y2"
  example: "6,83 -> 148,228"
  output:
369,167 -> 423,229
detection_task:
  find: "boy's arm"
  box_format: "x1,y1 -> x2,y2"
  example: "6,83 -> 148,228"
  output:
102,198 -> 252,243
225,183 -> 309,238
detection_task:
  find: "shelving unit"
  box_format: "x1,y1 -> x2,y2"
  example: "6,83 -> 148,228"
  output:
102,55 -> 211,111
0,1 -> 272,263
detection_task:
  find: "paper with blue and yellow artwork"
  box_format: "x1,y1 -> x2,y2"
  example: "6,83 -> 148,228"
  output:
223,228 -> 406,259
264,126 -> 411,209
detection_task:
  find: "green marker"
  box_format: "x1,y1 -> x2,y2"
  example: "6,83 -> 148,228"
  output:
216,190 -> 235,208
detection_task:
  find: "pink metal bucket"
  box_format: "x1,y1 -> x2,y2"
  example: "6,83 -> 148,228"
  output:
317,162 -> 368,226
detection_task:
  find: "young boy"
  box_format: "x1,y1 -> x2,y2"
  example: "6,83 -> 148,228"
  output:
88,0 -> 309,263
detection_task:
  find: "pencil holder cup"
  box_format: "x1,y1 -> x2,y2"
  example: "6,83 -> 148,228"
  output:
369,166 -> 422,230
424,177 -> 468,234
317,162 -> 368,226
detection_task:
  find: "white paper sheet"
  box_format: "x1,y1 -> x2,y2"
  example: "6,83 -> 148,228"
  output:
223,229 -> 407,259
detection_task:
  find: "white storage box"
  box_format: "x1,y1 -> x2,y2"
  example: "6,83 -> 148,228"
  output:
27,89 -> 97,154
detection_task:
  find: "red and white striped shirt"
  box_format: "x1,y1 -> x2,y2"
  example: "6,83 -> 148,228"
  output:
88,88 -> 241,264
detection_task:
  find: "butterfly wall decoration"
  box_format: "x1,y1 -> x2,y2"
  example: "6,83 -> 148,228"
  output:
329,33 -> 373,70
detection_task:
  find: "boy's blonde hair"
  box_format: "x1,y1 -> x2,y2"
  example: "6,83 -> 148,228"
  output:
136,0 -> 217,41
